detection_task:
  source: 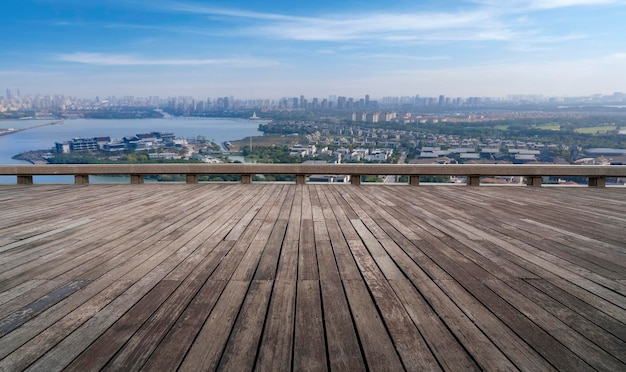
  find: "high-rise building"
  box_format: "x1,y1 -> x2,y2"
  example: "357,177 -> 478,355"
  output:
337,96 -> 346,109
365,94 -> 370,108
6,89 -> 12,101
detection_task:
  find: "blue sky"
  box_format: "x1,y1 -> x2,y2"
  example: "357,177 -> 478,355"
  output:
1,0 -> 625,99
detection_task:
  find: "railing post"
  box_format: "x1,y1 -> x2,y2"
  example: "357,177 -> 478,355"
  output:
350,175 -> 361,185
74,175 -> 89,184
467,175 -> 480,186
17,175 -> 33,185
527,176 -> 542,187
295,174 -> 306,185
130,174 -> 144,184
241,174 -> 252,184
409,175 -> 420,186
186,174 -> 198,184
588,176 -> 606,188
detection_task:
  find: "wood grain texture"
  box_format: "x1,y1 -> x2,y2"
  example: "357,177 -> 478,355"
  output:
0,184 -> 624,371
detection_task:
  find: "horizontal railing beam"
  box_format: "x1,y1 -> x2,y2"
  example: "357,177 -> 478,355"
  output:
1,164 -> 625,187
1,164 -> 626,176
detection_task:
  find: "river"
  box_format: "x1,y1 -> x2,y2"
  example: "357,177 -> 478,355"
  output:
0,117 -> 263,183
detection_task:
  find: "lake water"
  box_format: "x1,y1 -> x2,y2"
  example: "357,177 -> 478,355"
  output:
0,117 -> 262,183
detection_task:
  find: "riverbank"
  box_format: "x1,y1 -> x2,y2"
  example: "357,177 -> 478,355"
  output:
12,150 -> 52,164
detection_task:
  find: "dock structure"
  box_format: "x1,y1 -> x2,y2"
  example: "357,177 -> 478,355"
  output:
0,183 -> 625,370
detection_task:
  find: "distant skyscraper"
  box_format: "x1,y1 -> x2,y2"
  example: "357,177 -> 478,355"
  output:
16,89 -> 20,98
365,94 -> 370,108
6,89 -> 12,101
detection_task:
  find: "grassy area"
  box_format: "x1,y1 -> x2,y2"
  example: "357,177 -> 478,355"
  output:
574,125 -> 617,134
229,134 -> 304,151
493,125 -> 509,130
533,123 -> 561,130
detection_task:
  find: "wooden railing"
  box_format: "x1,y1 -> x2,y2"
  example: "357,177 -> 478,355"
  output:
1,164 -> 625,187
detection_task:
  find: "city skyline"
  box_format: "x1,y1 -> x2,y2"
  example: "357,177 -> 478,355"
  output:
2,0 -> 626,98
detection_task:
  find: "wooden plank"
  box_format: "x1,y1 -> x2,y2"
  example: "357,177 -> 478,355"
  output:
0,279 -> 134,371
298,219 -> 318,280
2,184 -> 626,372
254,185 -> 295,281
350,219 -> 405,280
448,218 -> 626,323
504,278 -> 626,364
64,280 -> 180,371
293,280 -> 327,372
17,230 -> 224,370
95,241 -> 237,370
414,235 -> 593,371
316,240 -> 340,282
342,279 -> 404,371
217,280 -> 273,371
178,280 -> 250,371
254,220 -> 289,281
140,280 -> 230,371
389,279 -> 479,371
483,276 -> 624,371
526,278 -> 626,342
254,280 -> 296,371
316,188 -> 362,280
338,189 -> 545,368
0,279 -> 88,338
319,279 -> 366,371
275,240 -> 298,281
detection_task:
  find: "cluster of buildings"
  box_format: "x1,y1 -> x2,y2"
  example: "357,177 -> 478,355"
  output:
266,121 -> 579,165
53,131 -> 227,163
288,144 -> 394,162
55,132 -> 182,154
4,87 -> 626,115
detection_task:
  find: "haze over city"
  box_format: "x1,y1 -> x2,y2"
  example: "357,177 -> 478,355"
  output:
2,0 -> 626,99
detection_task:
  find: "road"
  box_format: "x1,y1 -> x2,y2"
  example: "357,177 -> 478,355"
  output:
383,151 -> 407,183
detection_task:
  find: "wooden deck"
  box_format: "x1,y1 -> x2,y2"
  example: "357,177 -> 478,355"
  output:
0,183 -> 625,371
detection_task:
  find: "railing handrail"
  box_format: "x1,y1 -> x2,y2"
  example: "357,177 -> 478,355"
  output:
1,163 -> 625,176
1,163 -> 625,187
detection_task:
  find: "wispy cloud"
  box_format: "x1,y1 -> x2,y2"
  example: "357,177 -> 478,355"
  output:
352,54 -> 451,61
52,52 -> 279,67
474,0 -> 622,10
152,1 -> 594,46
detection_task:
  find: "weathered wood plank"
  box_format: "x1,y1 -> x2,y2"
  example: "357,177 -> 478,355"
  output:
319,279 -> 366,371
1,184 -> 625,371
255,280 -> 296,371
178,280 -> 250,371
217,280 -> 273,371
293,280 -> 327,371
342,279 -> 405,371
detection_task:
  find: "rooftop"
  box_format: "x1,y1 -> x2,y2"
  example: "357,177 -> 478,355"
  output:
1,184 -> 625,370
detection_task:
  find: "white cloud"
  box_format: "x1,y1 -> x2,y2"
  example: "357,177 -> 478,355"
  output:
150,1 -> 609,49
474,0 -> 621,10
52,52 -> 279,67
526,0 -> 621,10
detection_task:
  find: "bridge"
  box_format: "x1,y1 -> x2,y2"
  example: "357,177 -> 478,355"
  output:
0,164 -> 625,370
